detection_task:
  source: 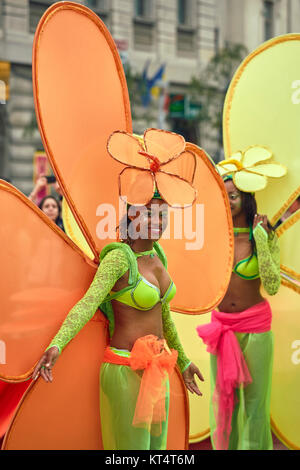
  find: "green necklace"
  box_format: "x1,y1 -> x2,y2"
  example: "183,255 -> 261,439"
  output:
233,226 -> 253,241
133,248 -> 156,259
233,227 -> 250,234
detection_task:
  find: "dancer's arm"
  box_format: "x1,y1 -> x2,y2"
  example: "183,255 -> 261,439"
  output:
253,222 -> 281,295
48,248 -> 129,353
162,302 -> 204,395
161,302 -> 190,372
32,249 -> 129,381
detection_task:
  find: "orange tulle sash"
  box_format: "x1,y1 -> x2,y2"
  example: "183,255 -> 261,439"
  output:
103,335 -> 178,430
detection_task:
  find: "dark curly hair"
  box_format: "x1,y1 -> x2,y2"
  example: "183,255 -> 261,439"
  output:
118,208 -> 134,246
240,190 -> 274,253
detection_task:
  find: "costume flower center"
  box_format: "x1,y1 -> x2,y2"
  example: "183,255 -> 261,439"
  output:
138,150 -> 161,173
219,158 -> 244,171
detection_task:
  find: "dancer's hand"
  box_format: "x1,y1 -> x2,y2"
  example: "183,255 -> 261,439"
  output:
253,214 -> 270,234
32,346 -> 60,383
182,362 -> 204,396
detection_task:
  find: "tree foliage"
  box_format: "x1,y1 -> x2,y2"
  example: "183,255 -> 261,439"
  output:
124,63 -> 156,125
189,42 -> 248,147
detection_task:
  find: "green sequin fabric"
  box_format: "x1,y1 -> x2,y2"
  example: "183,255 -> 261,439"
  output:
48,248 -> 129,353
253,225 -> 281,295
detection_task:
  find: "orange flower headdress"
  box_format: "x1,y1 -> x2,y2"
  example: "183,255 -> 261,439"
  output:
107,128 -> 197,208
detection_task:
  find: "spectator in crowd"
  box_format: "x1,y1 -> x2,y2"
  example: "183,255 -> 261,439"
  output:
38,195 -> 64,231
28,175 -> 53,204
28,175 -> 64,231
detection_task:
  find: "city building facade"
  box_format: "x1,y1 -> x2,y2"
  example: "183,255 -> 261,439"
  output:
0,0 -> 299,193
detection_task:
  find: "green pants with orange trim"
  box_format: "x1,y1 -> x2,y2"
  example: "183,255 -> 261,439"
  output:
99,348 -> 170,450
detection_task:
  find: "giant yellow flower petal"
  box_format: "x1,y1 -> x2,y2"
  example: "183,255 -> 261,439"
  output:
247,163 -> 287,178
233,170 -> 267,192
229,151 -> 243,162
216,163 -> 238,176
242,146 -> 272,168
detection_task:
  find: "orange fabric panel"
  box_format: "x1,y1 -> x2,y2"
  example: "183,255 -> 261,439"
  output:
161,144 -> 234,314
144,128 -> 185,163
108,131 -> 149,168
107,130 -> 198,207
0,2 -> 226,449
0,181 -> 98,382
2,317 -> 188,450
119,168 -> 155,206
162,151 -> 196,183
2,315 -> 107,450
32,3 -> 233,314
167,368 -> 190,450
0,381 -> 31,437
155,171 -> 196,207
32,2 -> 132,262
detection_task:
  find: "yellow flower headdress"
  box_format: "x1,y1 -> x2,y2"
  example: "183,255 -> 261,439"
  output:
216,146 -> 287,192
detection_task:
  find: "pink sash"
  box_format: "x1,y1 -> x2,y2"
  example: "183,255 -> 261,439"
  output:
196,300 -> 272,450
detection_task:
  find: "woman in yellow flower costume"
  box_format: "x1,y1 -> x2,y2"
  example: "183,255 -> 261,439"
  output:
219,34 -> 300,450
197,146 -> 286,450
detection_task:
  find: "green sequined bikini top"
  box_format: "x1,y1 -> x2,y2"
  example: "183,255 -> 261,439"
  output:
111,274 -> 176,311
102,243 -> 176,311
233,227 -> 259,280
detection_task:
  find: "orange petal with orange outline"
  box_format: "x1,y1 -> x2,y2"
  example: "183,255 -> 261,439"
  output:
144,129 -> 185,164
155,171 -> 197,207
107,131 -> 150,169
119,167 -> 155,205
161,151 -> 196,183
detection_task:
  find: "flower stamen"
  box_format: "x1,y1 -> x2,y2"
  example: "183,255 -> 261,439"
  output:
138,150 -> 161,173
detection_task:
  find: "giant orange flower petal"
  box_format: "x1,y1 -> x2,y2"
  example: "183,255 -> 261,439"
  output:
0,180 -> 98,382
119,167 -> 155,205
144,128 -> 185,164
155,171 -> 197,207
161,150 -> 196,183
32,3 -> 133,261
107,131 -> 150,169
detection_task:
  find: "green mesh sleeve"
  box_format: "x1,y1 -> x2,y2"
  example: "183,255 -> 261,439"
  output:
162,302 -> 191,372
253,223 -> 281,295
48,248 -> 129,353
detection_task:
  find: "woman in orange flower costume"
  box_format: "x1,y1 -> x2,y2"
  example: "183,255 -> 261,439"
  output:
32,129 -> 205,450
0,3 -> 232,450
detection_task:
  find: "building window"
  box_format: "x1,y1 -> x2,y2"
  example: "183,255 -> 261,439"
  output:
30,1 -> 110,34
133,0 -> 155,51
85,0 -> 110,26
264,0 -> 274,40
177,0 -> 196,55
214,27 -> 220,53
86,0 -> 107,9
135,0 -> 153,19
178,0 -> 188,26
29,1 -> 53,34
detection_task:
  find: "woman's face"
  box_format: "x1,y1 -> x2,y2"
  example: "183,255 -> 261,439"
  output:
41,198 -> 59,222
128,199 -> 168,241
225,180 -> 243,218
